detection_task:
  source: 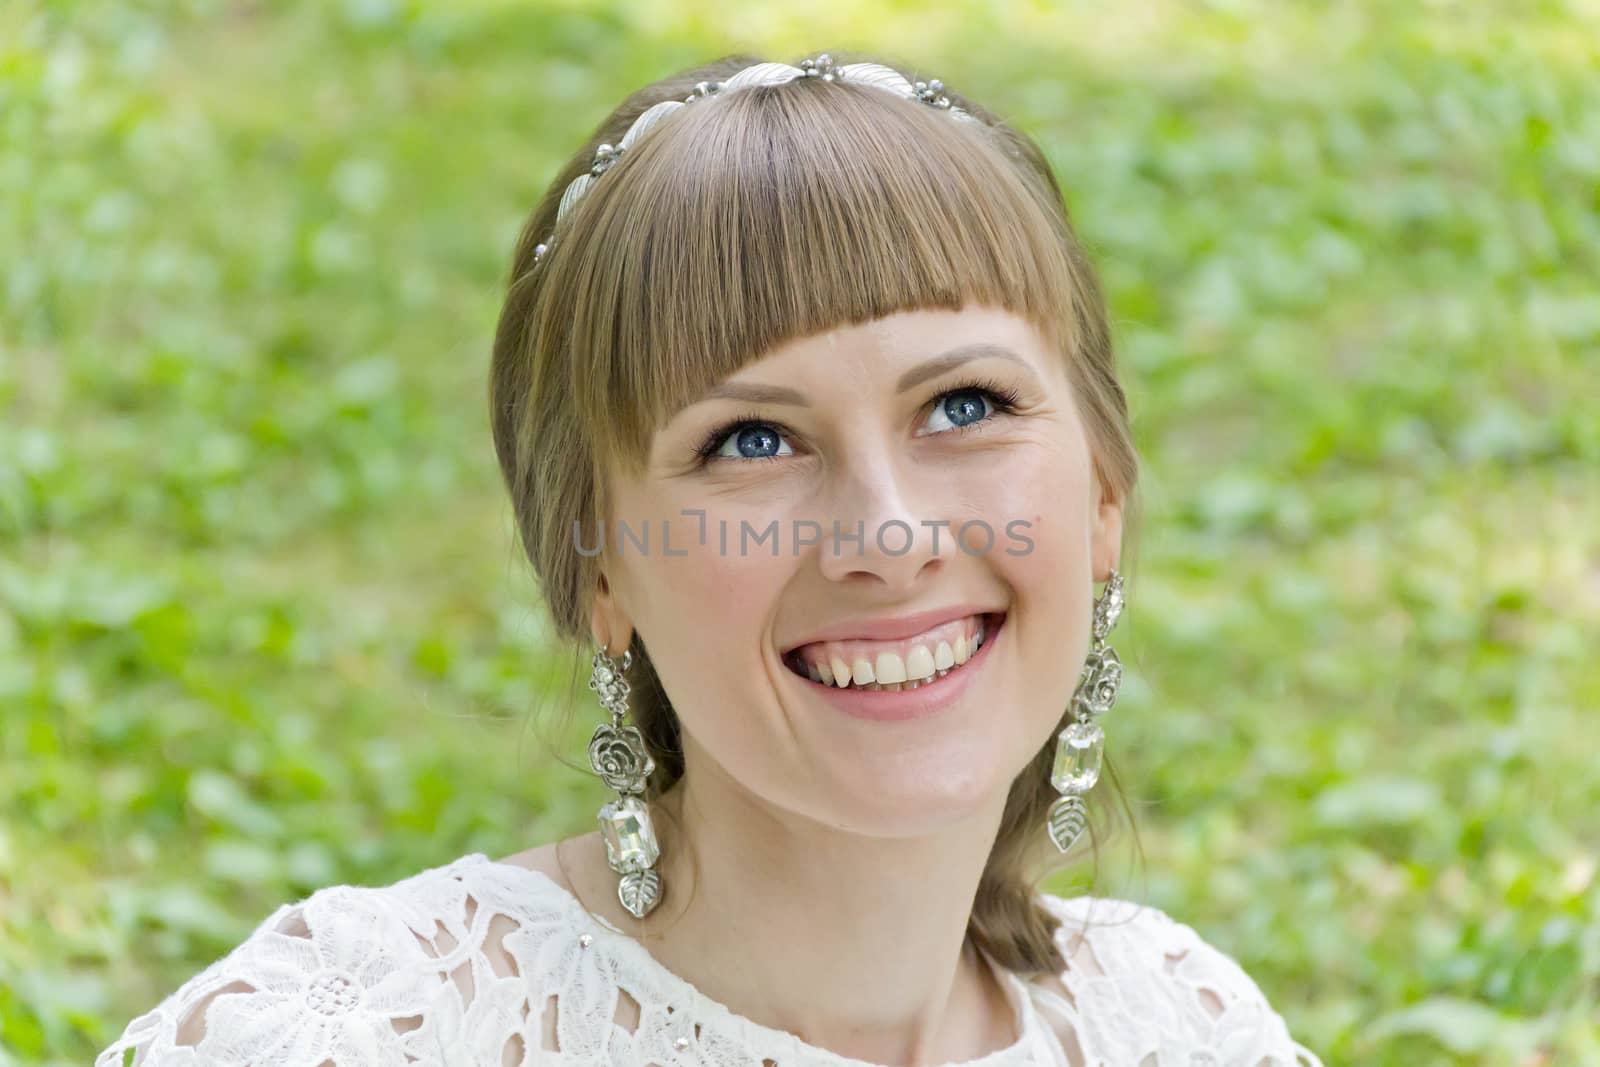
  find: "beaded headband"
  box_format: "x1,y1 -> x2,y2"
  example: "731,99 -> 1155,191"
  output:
531,53 -> 975,269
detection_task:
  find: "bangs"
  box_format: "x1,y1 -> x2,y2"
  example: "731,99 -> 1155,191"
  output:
532,72 -> 1083,481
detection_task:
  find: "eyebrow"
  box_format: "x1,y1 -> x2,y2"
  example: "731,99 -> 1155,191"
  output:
697,343 -> 1034,408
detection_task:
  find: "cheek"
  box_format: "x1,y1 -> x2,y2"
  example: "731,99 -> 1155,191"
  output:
649,509 -> 790,616
628,509 -> 790,686
628,515 -> 797,783
965,440 -> 1095,711
963,437 -> 1092,576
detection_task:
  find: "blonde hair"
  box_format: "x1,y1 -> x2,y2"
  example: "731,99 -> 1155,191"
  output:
489,49 -> 1143,976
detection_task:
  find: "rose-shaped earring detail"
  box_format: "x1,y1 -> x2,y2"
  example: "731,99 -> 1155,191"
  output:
1047,570 -> 1126,855
588,722 -> 654,794
587,646 -> 664,918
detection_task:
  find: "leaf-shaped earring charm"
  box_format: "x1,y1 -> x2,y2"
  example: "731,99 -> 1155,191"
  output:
1046,795 -> 1089,853
617,869 -> 663,920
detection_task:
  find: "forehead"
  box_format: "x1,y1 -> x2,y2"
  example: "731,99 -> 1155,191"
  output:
721,305 -> 1054,378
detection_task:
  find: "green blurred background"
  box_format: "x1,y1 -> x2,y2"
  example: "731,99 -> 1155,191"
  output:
3,0 -> 1597,1063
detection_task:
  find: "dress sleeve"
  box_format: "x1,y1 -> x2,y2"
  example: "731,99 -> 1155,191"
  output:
94,884 -> 458,1067
1035,894 -> 1324,1067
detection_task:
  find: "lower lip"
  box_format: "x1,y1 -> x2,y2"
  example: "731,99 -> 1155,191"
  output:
784,612 -> 1006,723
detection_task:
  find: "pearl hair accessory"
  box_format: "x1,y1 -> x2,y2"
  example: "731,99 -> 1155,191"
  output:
530,53 -> 975,269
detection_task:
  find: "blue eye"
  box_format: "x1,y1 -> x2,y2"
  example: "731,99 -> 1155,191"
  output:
692,377 -> 1023,465
714,423 -> 794,460
923,388 -> 993,433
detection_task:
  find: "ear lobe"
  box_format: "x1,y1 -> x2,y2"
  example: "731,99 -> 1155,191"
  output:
1092,487 -> 1125,584
590,574 -> 635,657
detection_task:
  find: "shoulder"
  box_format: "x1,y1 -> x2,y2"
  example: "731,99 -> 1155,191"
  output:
94,854 -> 495,1067
1028,892 -> 1324,1067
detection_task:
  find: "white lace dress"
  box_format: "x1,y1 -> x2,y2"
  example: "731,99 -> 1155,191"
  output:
95,852 -> 1323,1067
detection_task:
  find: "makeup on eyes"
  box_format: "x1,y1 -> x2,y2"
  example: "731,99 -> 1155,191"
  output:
690,375 -> 1026,465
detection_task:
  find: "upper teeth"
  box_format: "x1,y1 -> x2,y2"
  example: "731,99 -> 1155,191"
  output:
790,615 -> 990,689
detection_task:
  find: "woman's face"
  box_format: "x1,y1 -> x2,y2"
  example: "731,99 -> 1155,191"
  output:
591,304 -> 1122,835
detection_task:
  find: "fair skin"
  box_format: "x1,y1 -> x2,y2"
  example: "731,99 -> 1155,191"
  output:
501,304 -> 1122,1064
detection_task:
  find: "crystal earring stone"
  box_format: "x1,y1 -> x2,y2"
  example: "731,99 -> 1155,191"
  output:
598,795 -> 660,874
1050,719 -> 1104,795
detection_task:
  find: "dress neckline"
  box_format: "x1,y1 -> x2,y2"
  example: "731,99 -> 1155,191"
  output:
454,852 -> 1050,1067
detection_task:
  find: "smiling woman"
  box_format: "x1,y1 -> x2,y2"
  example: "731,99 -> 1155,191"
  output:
96,48 -> 1321,1067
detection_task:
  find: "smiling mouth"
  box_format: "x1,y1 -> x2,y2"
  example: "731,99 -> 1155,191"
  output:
782,611 -> 1005,692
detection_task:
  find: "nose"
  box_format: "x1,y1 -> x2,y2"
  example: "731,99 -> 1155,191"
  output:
815,454 -> 948,591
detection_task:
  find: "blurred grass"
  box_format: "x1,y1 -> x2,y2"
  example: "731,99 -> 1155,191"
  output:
2,0 -> 1597,1063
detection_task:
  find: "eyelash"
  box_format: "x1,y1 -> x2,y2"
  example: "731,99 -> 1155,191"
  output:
691,376 -> 1025,464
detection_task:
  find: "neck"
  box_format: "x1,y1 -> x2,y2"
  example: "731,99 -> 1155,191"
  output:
619,747 -> 1020,1064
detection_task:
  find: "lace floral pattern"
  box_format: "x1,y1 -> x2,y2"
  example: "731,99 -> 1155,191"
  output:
96,852 -> 1322,1067
1035,896 -> 1322,1067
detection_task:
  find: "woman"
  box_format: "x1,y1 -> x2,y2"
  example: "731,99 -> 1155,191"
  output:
97,51 -> 1322,1066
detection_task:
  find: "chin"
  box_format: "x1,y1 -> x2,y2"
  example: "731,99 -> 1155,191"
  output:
805,759 -> 1013,839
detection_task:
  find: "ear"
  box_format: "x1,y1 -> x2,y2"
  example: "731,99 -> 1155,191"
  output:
1090,473 -> 1125,585
589,570 -> 636,658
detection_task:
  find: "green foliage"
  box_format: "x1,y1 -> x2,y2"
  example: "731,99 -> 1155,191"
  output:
2,1 -> 1596,1063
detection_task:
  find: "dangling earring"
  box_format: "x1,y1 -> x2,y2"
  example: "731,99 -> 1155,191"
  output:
1046,569 -> 1125,854
586,644 -> 664,918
